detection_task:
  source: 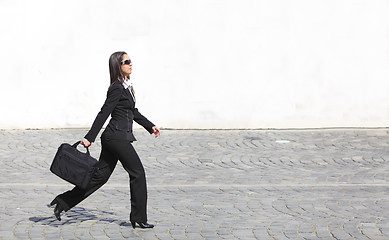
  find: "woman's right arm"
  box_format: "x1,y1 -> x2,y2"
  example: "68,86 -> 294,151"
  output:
83,84 -> 123,143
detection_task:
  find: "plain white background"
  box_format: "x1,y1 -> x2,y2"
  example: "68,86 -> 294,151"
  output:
1,0 -> 388,129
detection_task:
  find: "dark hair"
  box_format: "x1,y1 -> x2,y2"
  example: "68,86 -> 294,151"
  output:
109,51 -> 127,85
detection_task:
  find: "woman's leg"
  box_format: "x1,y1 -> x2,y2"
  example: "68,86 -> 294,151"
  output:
107,140 -> 148,223
54,138 -> 118,211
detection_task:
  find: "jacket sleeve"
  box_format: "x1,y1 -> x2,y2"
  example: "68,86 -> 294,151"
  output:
84,84 -> 123,142
133,108 -> 155,134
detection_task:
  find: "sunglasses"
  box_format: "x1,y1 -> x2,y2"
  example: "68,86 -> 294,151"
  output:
121,59 -> 132,65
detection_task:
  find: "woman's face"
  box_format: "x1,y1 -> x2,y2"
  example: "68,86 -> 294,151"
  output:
121,54 -> 132,77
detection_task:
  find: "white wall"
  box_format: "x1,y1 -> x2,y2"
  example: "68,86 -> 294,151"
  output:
1,0 -> 389,129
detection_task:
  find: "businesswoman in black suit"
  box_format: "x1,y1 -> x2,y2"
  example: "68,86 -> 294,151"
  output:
50,51 -> 160,229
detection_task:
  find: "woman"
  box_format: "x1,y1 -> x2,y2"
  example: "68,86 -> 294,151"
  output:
50,51 -> 160,229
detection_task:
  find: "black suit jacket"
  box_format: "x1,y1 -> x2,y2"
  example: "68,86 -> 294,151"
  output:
84,80 -> 155,142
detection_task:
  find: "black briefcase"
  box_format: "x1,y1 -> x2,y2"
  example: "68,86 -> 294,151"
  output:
50,141 -> 98,189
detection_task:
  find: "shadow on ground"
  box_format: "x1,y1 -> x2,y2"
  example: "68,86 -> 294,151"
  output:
29,206 -> 130,227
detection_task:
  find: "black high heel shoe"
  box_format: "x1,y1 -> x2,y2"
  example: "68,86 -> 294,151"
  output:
53,204 -> 63,221
50,199 -> 63,221
131,221 -> 154,229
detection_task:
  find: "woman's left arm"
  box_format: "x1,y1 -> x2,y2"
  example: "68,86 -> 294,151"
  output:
133,108 -> 160,137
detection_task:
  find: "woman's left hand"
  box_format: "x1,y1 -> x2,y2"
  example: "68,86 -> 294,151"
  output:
152,126 -> 160,138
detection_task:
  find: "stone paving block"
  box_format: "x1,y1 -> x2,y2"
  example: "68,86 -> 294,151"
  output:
359,222 -> 388,240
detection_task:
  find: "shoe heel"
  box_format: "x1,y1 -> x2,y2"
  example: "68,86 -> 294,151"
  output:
131,221 -> 136,229
54,204 -> 63,221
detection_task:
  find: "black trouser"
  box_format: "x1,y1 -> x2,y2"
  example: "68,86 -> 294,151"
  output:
54,137 -> 148,223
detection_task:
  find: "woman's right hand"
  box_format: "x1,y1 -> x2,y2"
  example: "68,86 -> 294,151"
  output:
80,138 -> 91,148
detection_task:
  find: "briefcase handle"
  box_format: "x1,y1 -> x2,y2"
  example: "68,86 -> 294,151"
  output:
72,141 -> 91,156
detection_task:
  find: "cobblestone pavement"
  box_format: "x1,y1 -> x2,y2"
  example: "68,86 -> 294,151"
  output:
1,128 -> 389,240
